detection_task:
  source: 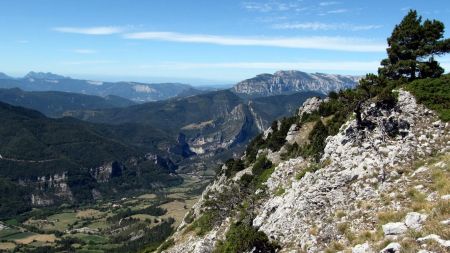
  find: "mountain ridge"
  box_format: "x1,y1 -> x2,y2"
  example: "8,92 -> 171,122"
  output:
0,71 -> 201,102
233,70 -> 360,97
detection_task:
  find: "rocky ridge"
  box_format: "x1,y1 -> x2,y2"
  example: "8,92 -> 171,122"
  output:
162,89 -> 449,253
233,70 -> 359,97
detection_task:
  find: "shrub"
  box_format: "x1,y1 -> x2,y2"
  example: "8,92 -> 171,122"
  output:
406,74 -> 450,121
190,210 -> 218,236
214,221 -> 279,253
252,156 -> 273,176
224,158 -> 246,178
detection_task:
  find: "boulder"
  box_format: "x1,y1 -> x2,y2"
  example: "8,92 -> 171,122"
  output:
382,222 -> 407,235
411,166 -> 429,177
417,234 -> 450,248
440,218 -> 450,225
404,212 -> 427,230
352,242 -> 372,253
380,242 -> 401,253
441,194 -> 450,200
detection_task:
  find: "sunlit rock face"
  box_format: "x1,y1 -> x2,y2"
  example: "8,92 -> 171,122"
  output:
233,70 -> 359,97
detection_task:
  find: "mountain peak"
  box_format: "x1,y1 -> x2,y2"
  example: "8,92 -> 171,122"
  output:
233,70 -> 359,97
24,71 -> 69,80
0,72 -> 13,79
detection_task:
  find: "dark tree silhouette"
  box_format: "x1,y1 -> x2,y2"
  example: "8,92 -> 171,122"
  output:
379,10 -> 450,80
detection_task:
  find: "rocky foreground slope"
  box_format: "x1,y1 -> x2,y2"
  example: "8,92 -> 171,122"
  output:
161,89 -> 449,253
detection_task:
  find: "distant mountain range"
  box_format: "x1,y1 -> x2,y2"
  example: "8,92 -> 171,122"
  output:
0,88 -> 135,117
233,70 -> 360,97
0,70 -> 360,103
0,71 -> 202,102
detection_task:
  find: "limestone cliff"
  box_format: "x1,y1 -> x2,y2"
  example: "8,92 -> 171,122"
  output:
233,70 -> 359,97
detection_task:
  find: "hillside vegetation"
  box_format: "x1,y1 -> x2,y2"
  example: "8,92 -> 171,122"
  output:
0,102 -> 182,218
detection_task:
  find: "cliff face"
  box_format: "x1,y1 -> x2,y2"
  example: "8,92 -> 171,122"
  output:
233,70 -> 359,97
163,89 -> 450,253
15,154 -> 179,208
28,172 -> 74,206
183,104 -> 256,155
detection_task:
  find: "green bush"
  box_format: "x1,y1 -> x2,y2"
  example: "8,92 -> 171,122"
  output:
190,210 -> 218,236
214,221 -> 279,253
251,156 -> 273,177
406,74 -> 450,121
245,133 -> 266,164
224,158 -> 246,178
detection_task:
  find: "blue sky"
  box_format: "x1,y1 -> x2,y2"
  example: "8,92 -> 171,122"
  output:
1,0 -> 450,85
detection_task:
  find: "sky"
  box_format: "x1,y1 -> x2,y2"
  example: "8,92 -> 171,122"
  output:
1,0 -> 450,85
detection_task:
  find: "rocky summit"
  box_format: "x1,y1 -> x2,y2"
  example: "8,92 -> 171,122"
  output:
161,87 -> 450,253
233,70 -> 360,97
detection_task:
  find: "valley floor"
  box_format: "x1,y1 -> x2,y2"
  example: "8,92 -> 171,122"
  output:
0,173 -> 210,253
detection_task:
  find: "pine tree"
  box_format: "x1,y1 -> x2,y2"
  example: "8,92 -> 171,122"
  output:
379,10 -> 450,80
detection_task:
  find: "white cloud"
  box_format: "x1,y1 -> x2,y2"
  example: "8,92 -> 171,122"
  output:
17,40 -> 29,44
53,26 -> 123,35
124,31 -> 385,52
62,60 -> 117,65
73,49 -> 97,54
327,9 -> 348,14
139,60 -> 381,72
272,22 -> 382,31
319,1 -> 339,6
243,2 -> 272,12
242,1 -> 300,12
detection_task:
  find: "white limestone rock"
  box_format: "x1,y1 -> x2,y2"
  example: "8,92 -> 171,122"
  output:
411,166 -> 429,177
441,194 -> 450,200
380,242 -> 401,253
382,222 -> 407,235
404,212 -> 427,230
440,218 -> 450,225
285,124 -> 299,143
417,234 -> 450,248
352,242 -> 372,253
298,97 -> 323,118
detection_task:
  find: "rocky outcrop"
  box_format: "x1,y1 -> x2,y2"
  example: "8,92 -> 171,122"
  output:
185,104 -> 256,156
30,172 -> 74,206
233,70 -> 359,96
298,96 -> 324,118
252,90 -> 448,251
163,89 -> 449,252
90,161 -> 123,183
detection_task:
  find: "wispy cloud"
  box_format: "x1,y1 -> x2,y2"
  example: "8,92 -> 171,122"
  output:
17,40 -> 29,44
53,26 -> 123,35
319,1 -> 339,6
326,9 -> 348,14
62,60 -> 117,65
272,22 -> 382,31
139,60 -> 380,72
124,31 -> 385,52
73,49 -> 97,54
242,1 -> 300,12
